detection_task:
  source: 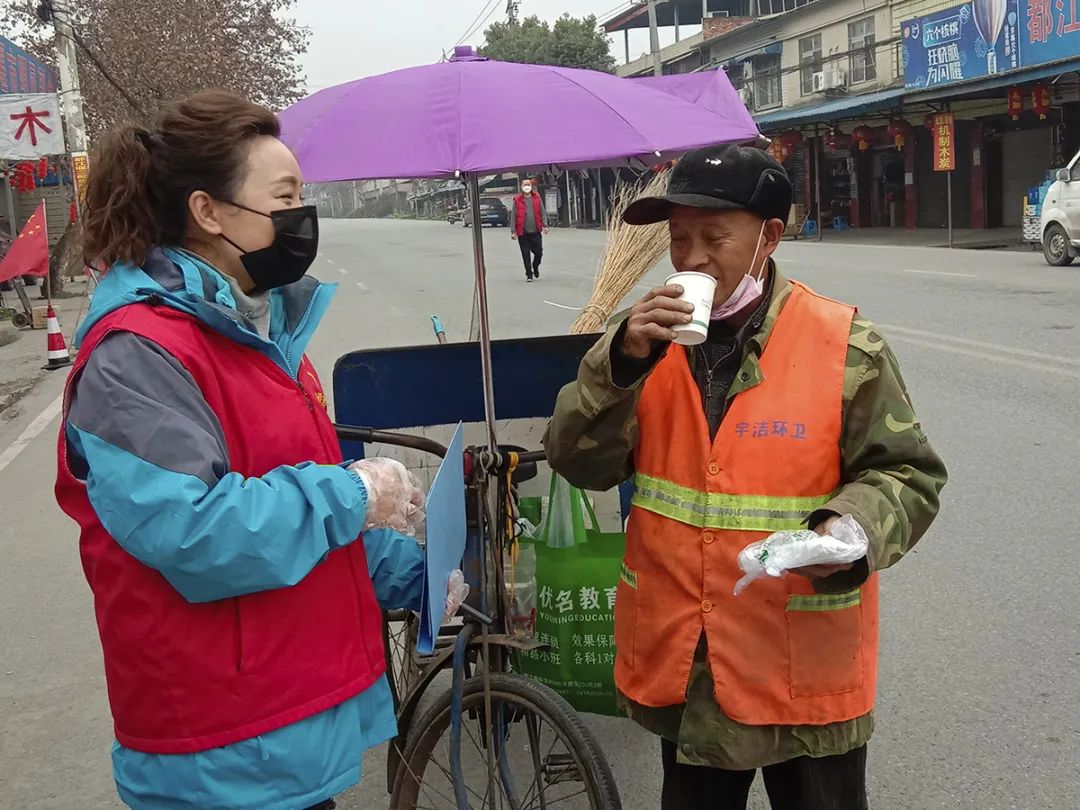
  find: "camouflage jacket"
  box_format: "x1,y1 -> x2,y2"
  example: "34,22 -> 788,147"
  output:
542,268 -> 947,770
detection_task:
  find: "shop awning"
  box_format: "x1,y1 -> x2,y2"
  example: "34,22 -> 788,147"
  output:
754,87 -> 907,130
905,57 -> 1080,104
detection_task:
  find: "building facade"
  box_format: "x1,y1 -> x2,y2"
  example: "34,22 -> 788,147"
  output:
606,0 -> 1080,232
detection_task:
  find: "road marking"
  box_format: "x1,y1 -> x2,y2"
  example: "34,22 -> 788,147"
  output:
903,269 -> 976,278
544,300 -> 584,310
337,267 -> 347,275
887,333 -> 1080,381
355,282 -> 369,292
0,393 -> 63,476
879,323 -> 1080,368
325,258 -> 335,264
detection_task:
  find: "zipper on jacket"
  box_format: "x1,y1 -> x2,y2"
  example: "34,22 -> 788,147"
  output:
297,379 -> 315,412
283,285 -> 323,375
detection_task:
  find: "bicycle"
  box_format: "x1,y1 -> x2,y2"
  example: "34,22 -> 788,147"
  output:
336,425 -> 620,810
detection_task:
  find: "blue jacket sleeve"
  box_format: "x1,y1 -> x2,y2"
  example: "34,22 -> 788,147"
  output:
362,528 -> 425,613
65,332 -> 369,603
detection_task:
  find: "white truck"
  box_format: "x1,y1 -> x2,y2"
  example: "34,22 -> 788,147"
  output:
1040,149 -> 1080,266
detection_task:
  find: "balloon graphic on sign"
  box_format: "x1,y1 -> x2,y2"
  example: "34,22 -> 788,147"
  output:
971,0 -> 1007,74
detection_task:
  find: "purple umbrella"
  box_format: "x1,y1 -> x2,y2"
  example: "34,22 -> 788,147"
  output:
280,47 -> 759,448
281,49 -> 759,181
633,70 -> 759,138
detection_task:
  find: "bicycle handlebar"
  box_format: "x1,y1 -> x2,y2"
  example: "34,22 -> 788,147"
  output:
333,423 -> 547,469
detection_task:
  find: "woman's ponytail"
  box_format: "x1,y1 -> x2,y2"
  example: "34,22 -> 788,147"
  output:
81,123 -> 157,267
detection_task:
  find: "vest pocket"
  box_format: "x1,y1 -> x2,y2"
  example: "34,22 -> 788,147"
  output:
786,590 -> 864,698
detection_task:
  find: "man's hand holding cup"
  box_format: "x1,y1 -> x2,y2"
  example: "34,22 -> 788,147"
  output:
621,284 -> 696,360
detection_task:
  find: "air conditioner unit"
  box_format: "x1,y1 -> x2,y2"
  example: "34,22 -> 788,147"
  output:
823,69 -> 847,90
813,69 -> 847,92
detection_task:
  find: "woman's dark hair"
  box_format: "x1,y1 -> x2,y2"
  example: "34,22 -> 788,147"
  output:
82,89 -> 280,267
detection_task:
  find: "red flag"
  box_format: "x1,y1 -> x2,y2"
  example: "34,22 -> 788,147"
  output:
0,202 -> 49,283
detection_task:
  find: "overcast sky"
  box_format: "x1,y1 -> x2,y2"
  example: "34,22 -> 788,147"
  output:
292,1 -> 691,91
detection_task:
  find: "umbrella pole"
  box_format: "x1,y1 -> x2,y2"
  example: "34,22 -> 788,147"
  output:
467,173 -> 499,453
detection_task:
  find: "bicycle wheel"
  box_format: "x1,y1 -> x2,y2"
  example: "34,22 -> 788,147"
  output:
383,610 -> 421,707
391,673 -> 621,810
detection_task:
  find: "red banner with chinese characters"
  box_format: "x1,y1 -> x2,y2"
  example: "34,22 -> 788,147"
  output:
931,113 -> 956,172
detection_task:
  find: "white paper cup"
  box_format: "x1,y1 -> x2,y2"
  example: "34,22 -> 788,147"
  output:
665,271 -> 717,346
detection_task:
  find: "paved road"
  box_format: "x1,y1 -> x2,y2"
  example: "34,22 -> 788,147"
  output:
1,219 -> 1077,809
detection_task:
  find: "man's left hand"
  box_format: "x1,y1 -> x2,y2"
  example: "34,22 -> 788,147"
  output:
792,515 -> 855,580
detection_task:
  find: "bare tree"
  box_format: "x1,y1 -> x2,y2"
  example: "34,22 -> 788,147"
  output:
1,0 -> 310,135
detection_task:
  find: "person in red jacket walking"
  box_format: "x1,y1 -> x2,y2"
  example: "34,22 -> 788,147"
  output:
511,179 -> 547,282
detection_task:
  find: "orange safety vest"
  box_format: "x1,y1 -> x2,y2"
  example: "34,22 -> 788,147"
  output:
616,281 -> 879,727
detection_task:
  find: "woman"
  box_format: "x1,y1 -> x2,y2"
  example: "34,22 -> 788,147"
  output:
56,90 -> 456,809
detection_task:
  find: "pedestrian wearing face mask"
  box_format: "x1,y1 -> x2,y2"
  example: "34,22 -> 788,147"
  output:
512,178 -> 547,281
55,91 -> 468,810
544,144 -> 947,810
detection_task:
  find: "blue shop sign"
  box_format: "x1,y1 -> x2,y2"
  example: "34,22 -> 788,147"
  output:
1022,0 -> 1080,66
903,0 -> 1022,89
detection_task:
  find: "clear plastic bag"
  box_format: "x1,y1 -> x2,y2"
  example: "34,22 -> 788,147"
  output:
505,517 -> 538,637
734,514 -> 869,595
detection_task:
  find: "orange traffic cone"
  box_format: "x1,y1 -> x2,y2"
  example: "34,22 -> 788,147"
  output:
43,304 -> 71,371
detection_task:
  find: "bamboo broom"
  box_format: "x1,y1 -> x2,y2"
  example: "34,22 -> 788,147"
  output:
570,169 -> 672,335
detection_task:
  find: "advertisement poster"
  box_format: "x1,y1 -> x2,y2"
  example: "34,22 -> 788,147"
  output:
903,0 -> 1022,89
905,0 -> 1080,90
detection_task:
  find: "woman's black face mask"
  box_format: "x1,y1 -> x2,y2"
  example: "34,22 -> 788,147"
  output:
220,202 -> 320,291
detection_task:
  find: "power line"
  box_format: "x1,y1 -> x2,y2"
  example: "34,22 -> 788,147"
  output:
462,0 -> 503,44
454,0 -> 500,47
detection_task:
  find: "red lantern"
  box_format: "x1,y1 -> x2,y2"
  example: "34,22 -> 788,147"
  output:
824,129 -> 850,151
35,157 -> 48,180
780,130 -> 803,161
12,161 -> 36,192
68,202 -> 78,224
1031,83 -> 1051,120
852,125 -> 873,151
1007,86 -> 1024,120
887,119 -> 912,151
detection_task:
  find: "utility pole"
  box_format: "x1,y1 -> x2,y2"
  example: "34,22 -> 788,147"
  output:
647,0 -> 663,77
38,1 -> 88,153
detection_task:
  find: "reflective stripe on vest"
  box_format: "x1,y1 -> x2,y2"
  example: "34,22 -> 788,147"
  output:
631,472 -> 832,532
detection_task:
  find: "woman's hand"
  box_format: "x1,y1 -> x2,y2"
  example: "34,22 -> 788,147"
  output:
349,458 -> 425,535
443,569 -> 469,624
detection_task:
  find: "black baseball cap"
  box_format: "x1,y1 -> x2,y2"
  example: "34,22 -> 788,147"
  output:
624,143 -> 792,225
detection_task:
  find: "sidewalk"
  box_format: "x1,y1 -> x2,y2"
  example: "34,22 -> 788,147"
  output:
0,276 -> 89,417
788,225 -> 1040,251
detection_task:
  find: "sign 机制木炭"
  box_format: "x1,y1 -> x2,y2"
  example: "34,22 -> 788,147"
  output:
931,113 -> 956,172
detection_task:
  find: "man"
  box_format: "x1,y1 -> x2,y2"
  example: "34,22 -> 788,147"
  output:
512,179 -> 546,282
544,144 -> 947,810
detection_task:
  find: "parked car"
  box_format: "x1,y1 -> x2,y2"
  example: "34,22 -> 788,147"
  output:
462,197 -> 510,228
1040,149 -> 1080,266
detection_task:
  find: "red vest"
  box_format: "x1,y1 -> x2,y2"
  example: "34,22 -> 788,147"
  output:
55,303 -> 385,754
514,193 -> 544,235
618,282 -> 879,726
